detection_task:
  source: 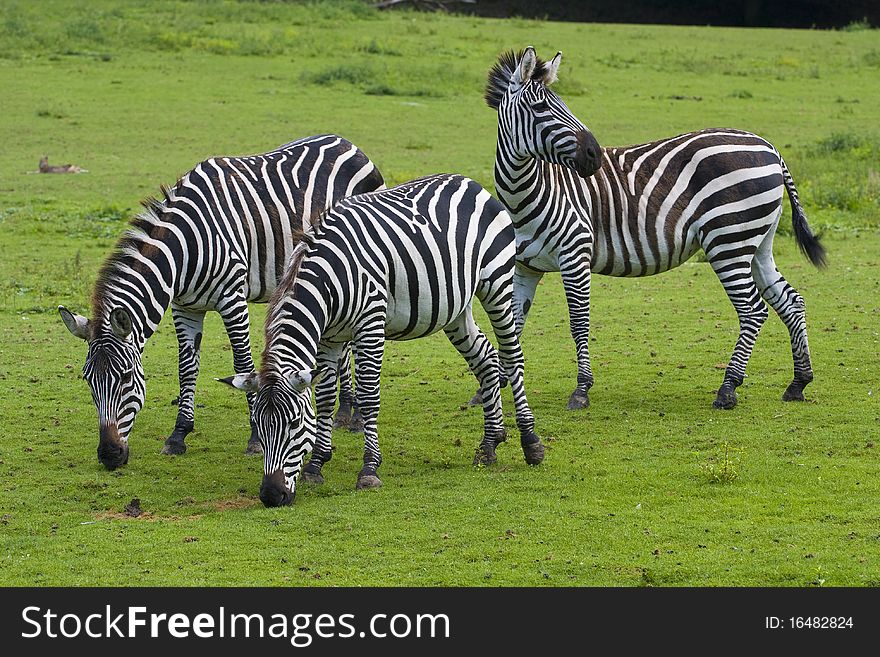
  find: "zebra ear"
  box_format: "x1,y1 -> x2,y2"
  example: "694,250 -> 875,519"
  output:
58,305 -> 90,341
109,307 -> 133,339
542,51 -> 562,86
217,373 -> 261,393
514,46 -> 538,86
288,367 -> 328,393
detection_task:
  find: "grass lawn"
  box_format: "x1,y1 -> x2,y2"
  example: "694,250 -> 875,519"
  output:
0,0 -> 877,586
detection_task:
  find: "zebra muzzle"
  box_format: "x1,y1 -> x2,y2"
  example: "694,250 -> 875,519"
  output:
574,130 -> 602,178
260,469 -> 294,507
98,424 -> 129,470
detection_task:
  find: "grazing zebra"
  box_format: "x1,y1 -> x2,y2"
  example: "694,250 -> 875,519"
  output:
58,134 -> 384,470
480,47 -> 826,411
222,173 -> 545,507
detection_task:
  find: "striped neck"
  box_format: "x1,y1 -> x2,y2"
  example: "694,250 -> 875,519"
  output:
262,257 -> 330,380
494,136 -> 541,213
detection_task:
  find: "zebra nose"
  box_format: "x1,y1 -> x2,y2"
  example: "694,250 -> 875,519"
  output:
260,470 -> 294,507
98,424 -> 129,470
575,130 -> 602,178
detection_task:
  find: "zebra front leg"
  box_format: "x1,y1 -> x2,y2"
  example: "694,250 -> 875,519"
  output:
443,309 -> 507,465
302,348 -> 341,485
560,254 -> 594,410
332,343 -> 364,433
353,323 -> 386,490
711,258 -> 769,409
468,264 -> 543,406
218,294 -> 262,454
161,307 -> 206,456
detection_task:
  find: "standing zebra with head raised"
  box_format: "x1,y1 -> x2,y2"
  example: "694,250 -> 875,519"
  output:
223,173 -> 545,507
483,47 -> 825,410
59,135 -> 383,470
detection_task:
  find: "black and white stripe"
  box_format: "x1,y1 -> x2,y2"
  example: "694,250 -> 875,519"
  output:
224,173 -> 545,507
59,134 -> 384,469
487,48 -> 825,410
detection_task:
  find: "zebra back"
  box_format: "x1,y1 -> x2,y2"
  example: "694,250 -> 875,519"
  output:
91,134 -> 384,337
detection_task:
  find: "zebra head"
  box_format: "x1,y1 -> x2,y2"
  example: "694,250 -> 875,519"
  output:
487,47 -> 602,178
58,305 -> 145,470
222,368 -> 324,507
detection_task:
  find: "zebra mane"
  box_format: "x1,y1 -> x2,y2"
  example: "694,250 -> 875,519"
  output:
485,49 -> 549,110
261,210 -> 331,378
90,184 -> 179,333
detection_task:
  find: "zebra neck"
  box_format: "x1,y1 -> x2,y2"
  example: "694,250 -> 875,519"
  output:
493,141 -> 540,215
264,272 -> 330,377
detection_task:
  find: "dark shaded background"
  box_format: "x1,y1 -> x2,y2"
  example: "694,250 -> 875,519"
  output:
451,0 -> 878,28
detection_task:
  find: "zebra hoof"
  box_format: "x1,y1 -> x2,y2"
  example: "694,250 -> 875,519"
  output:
473,445 -> 497,466
334,406 -> 365,433
244,439 -> 263,456
522,440 -> 545,466
712,390 -> 738,410
566,389 -> 590,410
333,403 -> 354,429
782,381 -> 807,402
348,408 -> 365,433
355,474 -> 382,490
468,388 -> 483,406
160,441 -> 187,456
300,469 -> 325,485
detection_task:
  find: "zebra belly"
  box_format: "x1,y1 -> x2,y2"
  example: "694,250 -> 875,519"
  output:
383,282 -> 472,341
592,240 -> 703,276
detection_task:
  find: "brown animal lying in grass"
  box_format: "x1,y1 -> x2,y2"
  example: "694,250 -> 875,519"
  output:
39,156 -> 87,173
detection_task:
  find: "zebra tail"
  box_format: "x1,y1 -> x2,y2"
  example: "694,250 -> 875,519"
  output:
781,157 -> 827,269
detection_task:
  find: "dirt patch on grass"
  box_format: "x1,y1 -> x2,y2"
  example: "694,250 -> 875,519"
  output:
208,496 -> 261,511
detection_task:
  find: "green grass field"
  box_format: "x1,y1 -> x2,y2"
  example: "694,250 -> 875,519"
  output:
0,0 -> 878,586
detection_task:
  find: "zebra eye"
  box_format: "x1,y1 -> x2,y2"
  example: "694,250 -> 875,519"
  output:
532,100 -> 550,113
121,371 -> 133,385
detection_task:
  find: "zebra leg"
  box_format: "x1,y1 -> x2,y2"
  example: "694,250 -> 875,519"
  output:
710,255 -> 769,409
752,245 -> 814,402
443,309 -> 507,466
302,348 -> 341,485
333,343 -> 364,433
217,294 -> 262,454
559,253 -> 594,410
477,279 -> 545,466
161,306 -> 206,456
468,264 -> 543,407
353,321 -> 386,490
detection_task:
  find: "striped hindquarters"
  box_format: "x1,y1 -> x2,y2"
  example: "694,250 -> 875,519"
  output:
165,134 -> 383,305
280,174 -> 514,343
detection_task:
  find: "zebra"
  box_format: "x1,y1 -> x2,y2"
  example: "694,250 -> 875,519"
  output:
222,173 -> 546,507
58,134 -> 384,470
481,47 -> 826,411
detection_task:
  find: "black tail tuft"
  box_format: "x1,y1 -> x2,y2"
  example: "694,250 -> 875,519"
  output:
781,157 -> 826,269
792,204 -> 827,269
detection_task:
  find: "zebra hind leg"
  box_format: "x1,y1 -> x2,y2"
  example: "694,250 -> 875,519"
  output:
480,293 -> 545,466
752,247 -> 814,402
709,252 -> 769,409
332,344 -> 364,432
218,297 -> 262,455
443,309 -> 507,466
467,264 -> 540,408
